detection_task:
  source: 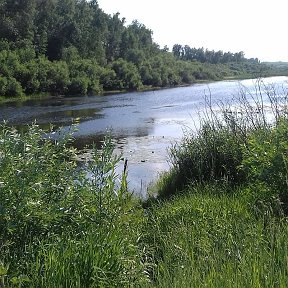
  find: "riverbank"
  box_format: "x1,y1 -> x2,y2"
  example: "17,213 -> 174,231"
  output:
1,81 -> 287,286
141,89 -> 288,286
0,71 -> 282,105
143,184 -> 288,287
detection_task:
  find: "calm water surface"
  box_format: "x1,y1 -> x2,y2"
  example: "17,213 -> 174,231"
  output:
1,76 -> 287,196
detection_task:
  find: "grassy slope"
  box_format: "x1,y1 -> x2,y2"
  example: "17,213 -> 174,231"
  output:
144,184 -> 288,287
142,85 -> 288,286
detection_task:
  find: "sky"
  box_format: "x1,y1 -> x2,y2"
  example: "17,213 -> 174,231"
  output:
97,0 -> 288,62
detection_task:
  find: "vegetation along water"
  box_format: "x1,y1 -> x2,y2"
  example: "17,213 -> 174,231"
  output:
0,0 -> 288,101
1,0 -> 288,287
1,77 -> 288,287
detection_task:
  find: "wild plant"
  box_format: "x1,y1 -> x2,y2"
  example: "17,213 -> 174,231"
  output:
157,79 -> 288,198
0,124 -> 147,287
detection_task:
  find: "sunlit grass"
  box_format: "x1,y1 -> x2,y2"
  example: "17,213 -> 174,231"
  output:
144,184 -> 288,287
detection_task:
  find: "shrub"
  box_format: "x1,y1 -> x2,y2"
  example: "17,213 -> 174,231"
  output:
46,61 -> 70,94
0,76 -> 8,96
0,124 -> 147,286
5,77 -> 23,97
110,58 -> 143,90
68,76 -> 89,95
241,118 -> 288,211
158,121 -> 245,198
14,61 -> 40,94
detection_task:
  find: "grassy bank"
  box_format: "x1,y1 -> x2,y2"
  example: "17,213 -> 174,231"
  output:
142,81 -> 288,286
1,81 -> 288,287
143,184 -> 288,287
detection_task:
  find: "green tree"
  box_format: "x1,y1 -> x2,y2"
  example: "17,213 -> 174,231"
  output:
105,13 -> 125,61
0,0 -> 36,43
172,44 -> 182,59
110,59 -> 142,90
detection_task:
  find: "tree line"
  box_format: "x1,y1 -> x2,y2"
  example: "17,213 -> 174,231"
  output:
172,45 -> 259,64
0,0 -> 269,98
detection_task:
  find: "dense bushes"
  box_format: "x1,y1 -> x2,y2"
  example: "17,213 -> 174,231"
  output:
1,45 -> 260,98
0,0 -> 273,98
0,48 -> 105,96
0,124 -> 147,287
242,118 -> 288,210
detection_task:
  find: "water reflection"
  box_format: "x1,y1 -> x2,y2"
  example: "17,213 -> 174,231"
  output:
1,76 -> 287,196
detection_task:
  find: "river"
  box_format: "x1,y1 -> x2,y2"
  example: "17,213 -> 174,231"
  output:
1,76 -> 287,196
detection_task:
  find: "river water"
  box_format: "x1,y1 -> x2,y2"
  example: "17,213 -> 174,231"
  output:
1,76 -> 287,196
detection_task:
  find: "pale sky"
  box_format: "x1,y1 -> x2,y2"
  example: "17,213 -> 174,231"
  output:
97,0 -> 288,62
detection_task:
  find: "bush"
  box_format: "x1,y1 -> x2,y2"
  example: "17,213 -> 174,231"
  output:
242,118 -> 288,211
158,121 -> 245,198
87,79 -> 103,95
156,80 -> 288,201
5,77 -> 23,97
110,58 -> 143,90
68,76 -> 89,95
0,124 -> 147,286
46,61 -> 70,94
14,61 -> 40,94
0,76 -> 8,96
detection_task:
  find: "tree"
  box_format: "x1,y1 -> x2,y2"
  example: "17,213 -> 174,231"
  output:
110,59 -> 142,90
0,0 -> 36,43
105,13 -> 125,61
172,44 -> 182,59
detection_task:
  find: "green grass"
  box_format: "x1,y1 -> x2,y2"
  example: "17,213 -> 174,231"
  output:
1,81 -> 288,287
143,184 -> 288,287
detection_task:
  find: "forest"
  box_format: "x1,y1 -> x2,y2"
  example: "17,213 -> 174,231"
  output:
0,0 -> 274,98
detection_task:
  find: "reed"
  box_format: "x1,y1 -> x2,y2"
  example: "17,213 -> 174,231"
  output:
156,79 -> 288,199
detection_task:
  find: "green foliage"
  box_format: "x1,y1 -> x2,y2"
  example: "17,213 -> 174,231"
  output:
242,118 -> 288,209
0,76 -> 8,96
172,44 -> 259,65
158,121 -> 245,198
68,76 -> 89,95
144,185 -> 288,287
110,58 -> 143,90
67,58 -> 103,94
0,0 -> 276,98
0,124 -> 147,287
5,76 -> 23,97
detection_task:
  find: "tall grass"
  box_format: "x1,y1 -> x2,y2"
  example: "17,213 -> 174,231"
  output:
156,79 -> 288,199
0,124 -> 148,287
143,79 -> 288,286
